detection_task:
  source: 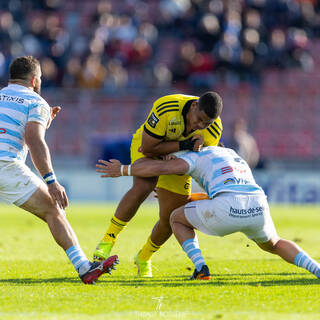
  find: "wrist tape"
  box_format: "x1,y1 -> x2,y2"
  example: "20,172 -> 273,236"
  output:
43,172 -> 56,185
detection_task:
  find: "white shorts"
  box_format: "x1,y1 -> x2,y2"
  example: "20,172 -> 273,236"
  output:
184,192 -> 277,243
0,160 -> 42,206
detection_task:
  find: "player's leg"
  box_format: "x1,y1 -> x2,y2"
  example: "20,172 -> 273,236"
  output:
170,194 -> 248,280
20,184 -> 78,250
135,190 -> 209,267
134,187 -> 189,277
94,167 -> 158,261
135,174 -> 191,277
257,238 -> 320,278
94,132 -> 159,261
152,188 -> 190,245
170,204 -> 211,280
19,184 -> 118,284
243,194 -> 320,279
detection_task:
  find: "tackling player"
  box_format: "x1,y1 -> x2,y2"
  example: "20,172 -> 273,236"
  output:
97,146 -> 320,280
0,56 -> 118,284
93,92 -> 223,277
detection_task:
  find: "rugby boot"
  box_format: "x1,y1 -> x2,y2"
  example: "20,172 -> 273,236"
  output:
190,265 -> 211,280
134,252 -> 152,278
93,241 -> 114,261
80,255 -> 119,284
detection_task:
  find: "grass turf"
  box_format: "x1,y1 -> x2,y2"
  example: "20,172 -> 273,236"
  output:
0,203 -> 320,319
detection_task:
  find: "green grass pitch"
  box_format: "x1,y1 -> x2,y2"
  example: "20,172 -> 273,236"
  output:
0,203 -> 320,319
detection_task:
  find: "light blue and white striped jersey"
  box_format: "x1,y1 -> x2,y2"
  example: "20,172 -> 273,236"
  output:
178,146 -> 264,198
0,84 -> 50,162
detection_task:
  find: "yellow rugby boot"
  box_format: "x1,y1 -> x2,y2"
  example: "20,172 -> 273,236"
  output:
93,241 -> 114,261
134,252 -> 152,278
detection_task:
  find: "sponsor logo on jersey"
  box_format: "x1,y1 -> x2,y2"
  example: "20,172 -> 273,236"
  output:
0,94 -> 24,104
224,177 -> 250,185
0,128 -> 6,134
147,112 -> 159,128
221,166 -> 233,174
169,120 -> 181,125
184,182 -> 190,190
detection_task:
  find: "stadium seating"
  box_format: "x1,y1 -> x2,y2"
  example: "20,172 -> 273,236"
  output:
1,0 -> 320,162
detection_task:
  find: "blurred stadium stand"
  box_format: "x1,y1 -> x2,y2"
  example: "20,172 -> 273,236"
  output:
1,0 -> 320,168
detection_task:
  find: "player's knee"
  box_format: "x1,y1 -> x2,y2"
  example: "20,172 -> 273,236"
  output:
132,180 -> 156,196
258,237 -> 280,253
169,209 -> 179,228
44,207 -> 65,222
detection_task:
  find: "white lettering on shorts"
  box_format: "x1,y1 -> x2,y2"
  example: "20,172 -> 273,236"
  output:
229,205 -> 265,218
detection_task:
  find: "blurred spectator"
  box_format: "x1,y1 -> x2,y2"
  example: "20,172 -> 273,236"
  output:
228,118 -> 260,169
0,0 -> 318,90
78,55 -> 107,89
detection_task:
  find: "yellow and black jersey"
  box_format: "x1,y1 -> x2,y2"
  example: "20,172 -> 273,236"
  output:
136,94 -> 223,146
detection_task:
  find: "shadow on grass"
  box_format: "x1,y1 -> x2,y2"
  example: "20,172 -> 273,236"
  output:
0,273 -> 319,287
0,277 -> 79,285
100,272 -> 320,287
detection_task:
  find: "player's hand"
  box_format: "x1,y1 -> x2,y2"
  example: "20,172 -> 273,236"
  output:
162,154 -> 177,161
96,159 -> 122,177
192,134 -> 204,152
47,181 -> 69,209
51,106 -> 61,120
47,106 -> 61,129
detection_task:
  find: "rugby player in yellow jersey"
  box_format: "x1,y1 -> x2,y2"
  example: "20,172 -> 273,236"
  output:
93,92 -> 223,277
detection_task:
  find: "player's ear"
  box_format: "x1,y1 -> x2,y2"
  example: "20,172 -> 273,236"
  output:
192,101 -> 198,110
30,76 -> 36,88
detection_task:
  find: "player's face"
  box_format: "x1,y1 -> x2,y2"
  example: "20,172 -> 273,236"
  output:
188,102 -> 214,130
32,65 -> 42,95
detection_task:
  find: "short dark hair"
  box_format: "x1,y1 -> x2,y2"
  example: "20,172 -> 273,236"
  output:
198,91 -> 223,119
9,56 -> 40,80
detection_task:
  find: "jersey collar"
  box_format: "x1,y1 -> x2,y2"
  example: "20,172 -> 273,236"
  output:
7,83 -> 33,92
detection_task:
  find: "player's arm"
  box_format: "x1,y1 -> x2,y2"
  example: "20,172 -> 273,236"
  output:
141,131 -> 179,157
96,157 -> 189,178
141,130 -> 203,157
25,122 -> 68,209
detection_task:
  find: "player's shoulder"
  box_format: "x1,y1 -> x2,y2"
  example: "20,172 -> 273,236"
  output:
153,94 -> 198,107
206,117 -> 223,135
197,117 -> 223,144
28,92 -> 50,109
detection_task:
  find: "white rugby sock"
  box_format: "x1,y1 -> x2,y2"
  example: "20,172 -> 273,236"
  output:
66,245 -> 91,276
294,251 -> 320,278
182,238 -> 206,271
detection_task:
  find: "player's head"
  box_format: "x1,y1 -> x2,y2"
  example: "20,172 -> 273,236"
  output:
9,56 -> 42,94
188,91 -> 223,130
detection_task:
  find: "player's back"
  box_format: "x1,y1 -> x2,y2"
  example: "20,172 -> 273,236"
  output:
0,84 -> 49,162
179,146 -> 264,198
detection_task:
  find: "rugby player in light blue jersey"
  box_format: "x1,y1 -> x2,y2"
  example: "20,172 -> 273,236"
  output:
97,146 -> 320,280
0,56 -> 118,284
